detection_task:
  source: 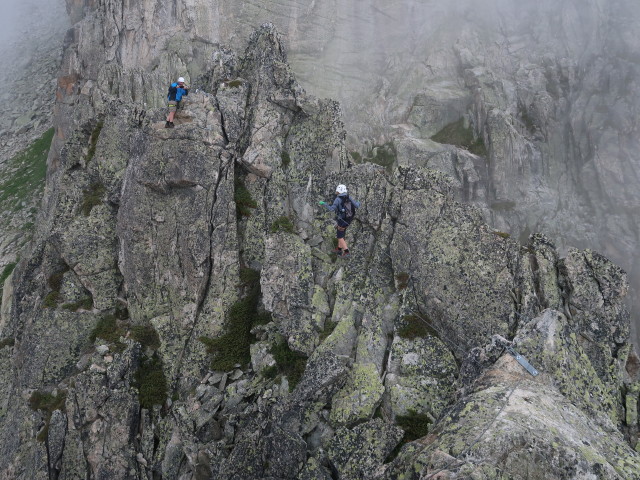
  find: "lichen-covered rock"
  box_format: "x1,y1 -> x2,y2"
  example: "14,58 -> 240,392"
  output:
559,248 -> 630,401
117,93 -> 238,390
379,309 -> 640,479
330,363 -> 385,426
262,233 -> 315,354
390,167 -> 530,356
1,4 -> 639,479
327,418 -> 403,480
514,309 -> 621,425
385,334 -> 457,419
59,342 -> 141,480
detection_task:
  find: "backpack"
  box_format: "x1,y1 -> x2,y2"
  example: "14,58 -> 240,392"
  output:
340,196 -> 357,224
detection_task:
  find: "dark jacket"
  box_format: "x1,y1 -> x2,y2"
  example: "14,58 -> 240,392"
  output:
324,193 -> 360,227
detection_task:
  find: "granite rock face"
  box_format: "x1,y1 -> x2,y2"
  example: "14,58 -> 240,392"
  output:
0,2 -> 639,480
175,0 -> 640,346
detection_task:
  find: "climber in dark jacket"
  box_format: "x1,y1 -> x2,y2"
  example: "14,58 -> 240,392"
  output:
165,77 -> 189,128
319,184 -> 360,257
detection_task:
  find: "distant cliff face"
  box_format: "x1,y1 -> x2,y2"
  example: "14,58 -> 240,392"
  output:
0,1 -> 640,479
183,0 -> 640,343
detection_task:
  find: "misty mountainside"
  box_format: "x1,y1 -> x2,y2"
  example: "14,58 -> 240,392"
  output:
0,0 -> 67,277
204,0 -> 640,355
1,1 -> 640,480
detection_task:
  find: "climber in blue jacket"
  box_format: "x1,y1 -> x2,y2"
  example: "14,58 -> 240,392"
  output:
165,77 -> 189,128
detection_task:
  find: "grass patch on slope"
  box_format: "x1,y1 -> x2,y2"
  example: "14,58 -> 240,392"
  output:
431,119 -> 486,156
0,128 -> 53,213
28,389 -> 67,442
199,267 -> 272,371
267,339 -> 307,391
234,178 -> 258,218
89,313 -> 167,409
270,216 -> 296,234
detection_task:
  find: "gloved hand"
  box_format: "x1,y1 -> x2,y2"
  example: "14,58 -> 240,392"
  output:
318,201 -> 326,206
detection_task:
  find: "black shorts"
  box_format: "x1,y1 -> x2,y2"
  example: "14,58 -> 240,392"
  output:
336,225 -> 347,239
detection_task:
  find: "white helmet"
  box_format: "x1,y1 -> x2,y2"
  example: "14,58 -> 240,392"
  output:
177,77 -> 185,83
336,184 -> 347,194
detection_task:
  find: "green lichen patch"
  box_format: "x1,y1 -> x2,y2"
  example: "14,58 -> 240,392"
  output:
369,142 -> 397,171
319,320 -> 338,343
431,119 -> 487,156
89,314 -> 125,344
226,79 -> 243,88
135,354 -> 168,409
43,265 -> 70,309
234,178 -> 258,218
253,311 -> 273,326
61,296 -> 94,312
261,364 -> 279,380
0,262 -> 16,286
0,261 -> 17,308
28,389 -> 67,442
518,105 -> 536,133
0,338 -> 15,349
270,216 -> 296,234
396,411 -> 432,443
131,324 -> 161,350
199,295 -> 256,370
239,266 -> 260,286
200,268 -> 268,371
79,182 -> 106,216
395,272 -> 410,290
493,231 -> 511,239
269,339 -> 308,391
42,291 -> 61,308
47,267 -> 68,292
281,150 -> 291,167
28,390 -> 67,413
115,305 -> 130,320
86,121 -> 104,163
350,151 -> 363,163
330,363 -> 385,425
0,128 -> 53,213
397,315 -> 438,340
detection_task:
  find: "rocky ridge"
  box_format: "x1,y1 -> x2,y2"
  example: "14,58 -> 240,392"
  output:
191,0 -> 640,345
0,2 -> 639,480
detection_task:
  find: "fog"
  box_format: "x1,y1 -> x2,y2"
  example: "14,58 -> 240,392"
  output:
0,0 -> 67,84
4,0 -> 640,345
267,0 -> 640,345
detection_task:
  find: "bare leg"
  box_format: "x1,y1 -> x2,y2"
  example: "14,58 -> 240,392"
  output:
338,238 -> 348,250
167,111 -> 176,122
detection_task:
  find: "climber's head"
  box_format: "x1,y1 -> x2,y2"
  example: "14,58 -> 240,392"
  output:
336,184 -> 347,195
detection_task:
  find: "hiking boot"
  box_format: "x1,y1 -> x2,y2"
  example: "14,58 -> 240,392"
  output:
331,247 -> 342,254
165,121 -> 171,128
169,122 -> 175,128
341,249 -> 350,257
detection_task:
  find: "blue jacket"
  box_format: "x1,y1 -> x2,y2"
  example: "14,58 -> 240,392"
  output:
168,83 -> 189,102
324,193 -> 360,226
